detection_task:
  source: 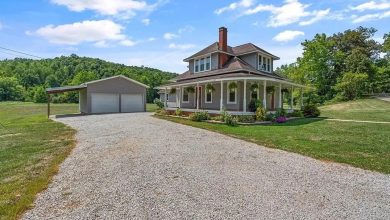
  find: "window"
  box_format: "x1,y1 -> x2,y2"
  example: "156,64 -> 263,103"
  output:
205,88 -> 212,103
166,93 -> 169,101
263,57 -> 267,70
258,55 -> 262,70
227,83 -> 237,104
267,58 -> 271,72
195,60 -> 199,72
200,58 -> 205,71
182,88 -> 189,103
194,56 -> 211,73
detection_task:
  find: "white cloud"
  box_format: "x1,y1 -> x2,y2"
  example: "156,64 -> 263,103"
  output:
33,20 -> 138,48
351,1 -> 390,11
163,32 -> 179,40
273,30 -> 304,42
299,9 -> 330,26
148,37 -> 156,41
120,39 -> 137,47
142,18 -> 151,25
352,10 -> 390,22
168,43 -> 196,50
178,25 -> 195,34
215,0 -> 254,15
241,0 -> 330,27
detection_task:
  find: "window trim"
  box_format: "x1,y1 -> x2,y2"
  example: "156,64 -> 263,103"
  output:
205,87 -> 212,103
182,87 -> 189,103
258,53 -> 272,73
227,82 -> 237,104
194,56 -> 211,73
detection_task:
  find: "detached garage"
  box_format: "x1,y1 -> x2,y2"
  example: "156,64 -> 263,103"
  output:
46,75 -> 149,116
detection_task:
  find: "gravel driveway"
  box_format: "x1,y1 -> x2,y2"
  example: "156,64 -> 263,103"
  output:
23,113 -> 390,219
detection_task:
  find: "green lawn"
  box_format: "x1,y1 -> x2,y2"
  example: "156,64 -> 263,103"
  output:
0,102 -> 77,220
156,98 -> 390,174
146,103 -> 158,112
320,98 -> 390,122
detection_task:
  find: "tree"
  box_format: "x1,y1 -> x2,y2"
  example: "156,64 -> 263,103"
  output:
71,71 -> 98,85
0,77 -> 25,101
335,72 -> 368,100
33,86 -> 47,103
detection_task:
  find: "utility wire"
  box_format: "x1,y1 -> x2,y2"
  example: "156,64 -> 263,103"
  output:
0,46 -> 44,59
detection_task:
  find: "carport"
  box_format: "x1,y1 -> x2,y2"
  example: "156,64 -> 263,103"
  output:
46,75 -> 149,117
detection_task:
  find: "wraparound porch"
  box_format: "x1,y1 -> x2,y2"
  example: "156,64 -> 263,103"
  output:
158,76 -> 305,114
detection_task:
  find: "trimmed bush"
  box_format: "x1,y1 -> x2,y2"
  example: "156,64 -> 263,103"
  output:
275,108 -> 287,117
265,113 -> 277,122
189,111 -> 210,121
175,108 -> 183,116
248,99 -> 262,112
236,115 -> 255,123
224,113 -> 238,126
155,108 -> 168,115
255,107 -> 266,121
288,110 -> 304,117
302,104 -> 320,117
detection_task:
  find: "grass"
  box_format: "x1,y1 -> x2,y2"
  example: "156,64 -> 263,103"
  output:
146,103 -> 158,112
0,102 -> 77,220
320,98 -> 390,122
156,98 -> 390,174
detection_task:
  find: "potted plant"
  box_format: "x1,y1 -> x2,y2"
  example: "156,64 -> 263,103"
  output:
206,83 -> 215,93
266,86 -> 275,94
170,88 -> 176,94
185,86 -> 195,93
250,83 -> 258,93
228,82 -> 238,91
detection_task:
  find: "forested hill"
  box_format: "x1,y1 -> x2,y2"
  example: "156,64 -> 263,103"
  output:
0,54 -> 177,103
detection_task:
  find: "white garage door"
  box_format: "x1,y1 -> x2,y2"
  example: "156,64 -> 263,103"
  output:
121,94 -> 144,112
91,93 -> 120,113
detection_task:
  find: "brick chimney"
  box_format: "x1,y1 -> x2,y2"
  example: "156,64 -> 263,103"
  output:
218,27 -> 228,68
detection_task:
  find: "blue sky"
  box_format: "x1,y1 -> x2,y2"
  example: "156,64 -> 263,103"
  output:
0,0 -> 389,73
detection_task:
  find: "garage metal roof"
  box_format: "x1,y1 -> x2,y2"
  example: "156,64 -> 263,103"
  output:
46,85 -> 87,94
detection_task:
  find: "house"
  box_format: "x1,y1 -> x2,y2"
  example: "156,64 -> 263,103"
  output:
157,27 -> 305,115
46,75 -> 149,116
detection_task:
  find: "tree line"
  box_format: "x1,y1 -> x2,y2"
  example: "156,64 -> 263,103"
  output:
276,26 -> 390,104
0,54 -> 177,103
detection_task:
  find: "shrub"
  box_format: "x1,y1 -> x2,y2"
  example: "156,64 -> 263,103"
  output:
302,104 -> 320,117
236,115 -> 255,123
275,108 -> 287,117
288,110 -> 304,118
276,116 -> 287,123
265,113 -> 277,122
189,111 -> 210,121
248,99 -> 262,112
155,108 -> 168,115
224,113 -> 238,126
255,107 -> 266,121
154,98 -> 164,109
175,108 -> 183,116
33,86 -> 47,103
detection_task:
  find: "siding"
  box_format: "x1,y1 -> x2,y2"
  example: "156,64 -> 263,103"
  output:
239,53 -> 257,69
86,77 -> 146,113
79,89 -> 87,113
211,53 -> 219,70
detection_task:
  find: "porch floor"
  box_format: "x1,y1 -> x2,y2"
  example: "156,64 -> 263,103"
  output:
166,107 -> 255,115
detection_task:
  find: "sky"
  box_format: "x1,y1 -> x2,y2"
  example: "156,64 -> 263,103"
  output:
0,0 -> 389,73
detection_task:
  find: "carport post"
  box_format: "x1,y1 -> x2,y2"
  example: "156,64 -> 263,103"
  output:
47,94 -> 51,118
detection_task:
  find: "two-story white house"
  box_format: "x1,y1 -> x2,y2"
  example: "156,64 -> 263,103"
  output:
158,27 -> 304,114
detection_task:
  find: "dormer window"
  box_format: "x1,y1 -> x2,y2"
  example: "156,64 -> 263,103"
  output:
258,54 -> 272,73
194,56 -> 211,73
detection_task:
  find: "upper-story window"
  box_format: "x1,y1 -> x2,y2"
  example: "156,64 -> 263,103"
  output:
194,56 -> 211,73
258,55 -> 272,73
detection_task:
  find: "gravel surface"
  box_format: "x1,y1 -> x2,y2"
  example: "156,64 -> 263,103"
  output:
23,113 -> 390,219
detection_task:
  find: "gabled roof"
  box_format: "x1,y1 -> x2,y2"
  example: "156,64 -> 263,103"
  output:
232,43 -> 280,60
84,75 -> 149,88
183,42 -> 279,62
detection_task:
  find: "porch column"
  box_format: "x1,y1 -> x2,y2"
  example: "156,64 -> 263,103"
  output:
243,79 -> 247,112
278,83 -> 282,108
263,81 -> 267,108
178,87 -> 181,108
196,83 -> 199,110
290,86 -> 294,110
164,87 -> 167,107
220,81 -> 223,111
175,88 -> 178,108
